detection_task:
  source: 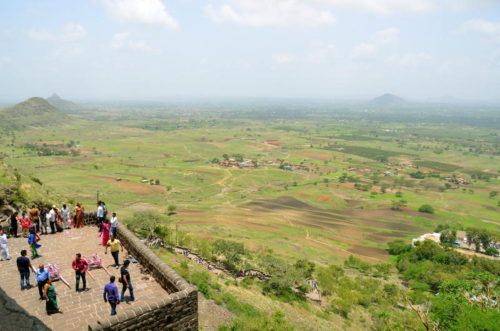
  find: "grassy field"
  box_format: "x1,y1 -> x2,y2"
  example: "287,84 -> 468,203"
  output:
1,112 -> 498,268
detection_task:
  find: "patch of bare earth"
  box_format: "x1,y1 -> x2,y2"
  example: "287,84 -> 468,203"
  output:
124,202 -> 163,212
293,150 -> 332,161
317,195 -> 331,203
198,296 -> 234,331
348,245 -> 389,260
89,175 -> 165,195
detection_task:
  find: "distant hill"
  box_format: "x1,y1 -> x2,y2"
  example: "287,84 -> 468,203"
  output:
369,93 -> 406,107
0,97 -> 70,129
46,93 -> 83,113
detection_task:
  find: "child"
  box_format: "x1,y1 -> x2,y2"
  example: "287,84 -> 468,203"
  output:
28,227 -> 42,259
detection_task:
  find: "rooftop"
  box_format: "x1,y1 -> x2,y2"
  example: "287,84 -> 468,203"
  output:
0,227 -> 167,331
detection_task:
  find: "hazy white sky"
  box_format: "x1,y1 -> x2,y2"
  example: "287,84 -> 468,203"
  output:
1,0 -> 499,101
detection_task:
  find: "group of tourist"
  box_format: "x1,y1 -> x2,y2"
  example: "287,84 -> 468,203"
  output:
1,201 -> 135,317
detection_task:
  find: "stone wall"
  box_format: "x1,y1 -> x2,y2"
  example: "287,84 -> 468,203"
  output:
86,213 -> 198,331
0,287 -> 51,331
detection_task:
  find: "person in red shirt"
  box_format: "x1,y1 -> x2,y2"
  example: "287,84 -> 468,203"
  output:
20,213 -> 32,238
72,253 -> 89,292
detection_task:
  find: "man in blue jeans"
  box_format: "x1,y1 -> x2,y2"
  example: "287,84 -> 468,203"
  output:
103,275 -> 120,315
120,259 -> 135,302
16,250 -> 35,290
35,264 -> 50,300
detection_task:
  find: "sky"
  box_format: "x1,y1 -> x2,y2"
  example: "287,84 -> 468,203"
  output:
1,0 -> 500,102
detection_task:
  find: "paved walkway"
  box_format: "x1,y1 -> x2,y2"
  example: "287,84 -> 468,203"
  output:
0,227 -> 166,331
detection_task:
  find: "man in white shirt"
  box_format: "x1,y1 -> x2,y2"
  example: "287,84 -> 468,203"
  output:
97,201 -> 104,232
48,206 -> 56,234
110,212 -> 119,237
0,228 -> 11,260
61,204 -> 71,229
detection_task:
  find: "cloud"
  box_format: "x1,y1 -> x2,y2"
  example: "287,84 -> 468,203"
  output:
388,52 -> 432,66
111,32 -> 158,52
27,23 -> 87,42
306,42 -> 338,63
352,27 -> 399,58
461,19 -> 500,43
372,27 -> 400,45
352,43 -> 377,58
205,0 -> 336,27
272,52 -> 295,64
97,0 -> 179,30
314,0 -> 434,14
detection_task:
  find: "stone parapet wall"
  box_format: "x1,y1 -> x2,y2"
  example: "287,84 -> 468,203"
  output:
86,213 -> 198,331
0,287 -> 51,331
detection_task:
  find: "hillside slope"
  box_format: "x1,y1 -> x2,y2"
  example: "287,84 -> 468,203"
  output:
0,97 -> 70,129
370,93 -> 406,107
46,93 -> 84,113
0,161 -> 60,215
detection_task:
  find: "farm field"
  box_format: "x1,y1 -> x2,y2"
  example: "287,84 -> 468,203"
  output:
1,108 -> 498,267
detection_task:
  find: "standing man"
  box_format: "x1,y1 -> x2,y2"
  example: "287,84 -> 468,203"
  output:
29,205 -> 40,233
105,235 -> 124,268
39,208 -> 48,235
17,249 -> 35,290
72,253 -> 89,292
48,206 -> 56,234
103,275 -> 120,316
35,264 -> 50,300
0,228 -> 11,260
110,212 -> 119,237
96,202 -> 104,232
120,259 -> 135,302
61,204 -> 71,229
9,212 -> 19,238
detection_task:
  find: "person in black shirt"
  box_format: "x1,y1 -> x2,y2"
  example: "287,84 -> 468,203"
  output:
9,212 -> 19,238
16,249 -> 35,290
119,259 -> 135,302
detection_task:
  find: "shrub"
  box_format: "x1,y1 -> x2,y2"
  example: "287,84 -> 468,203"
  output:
484,247 -> 499,256
418,204 -> 435,213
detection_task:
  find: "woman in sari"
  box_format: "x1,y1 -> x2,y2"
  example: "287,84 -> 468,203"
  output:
54,208 -> 64,232
43,278 -> 62,314
74,203 -> 85,228
101,219 -> 110,246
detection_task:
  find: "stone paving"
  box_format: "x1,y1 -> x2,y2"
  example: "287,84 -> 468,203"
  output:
0,227 -> 167,331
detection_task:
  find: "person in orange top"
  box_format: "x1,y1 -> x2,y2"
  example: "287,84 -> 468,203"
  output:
29,205 -> 40,233
72,253 -> 89,292
74,203 -> 85,228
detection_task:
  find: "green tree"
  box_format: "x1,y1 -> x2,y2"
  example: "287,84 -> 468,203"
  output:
167,204 -> 177,215
387,239 -> 412,255
418,204 -> 435,214
213,240 -> 246,271
440,230 -> 457,244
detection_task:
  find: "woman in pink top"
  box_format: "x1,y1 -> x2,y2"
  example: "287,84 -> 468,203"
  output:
101,219 -> 110,246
